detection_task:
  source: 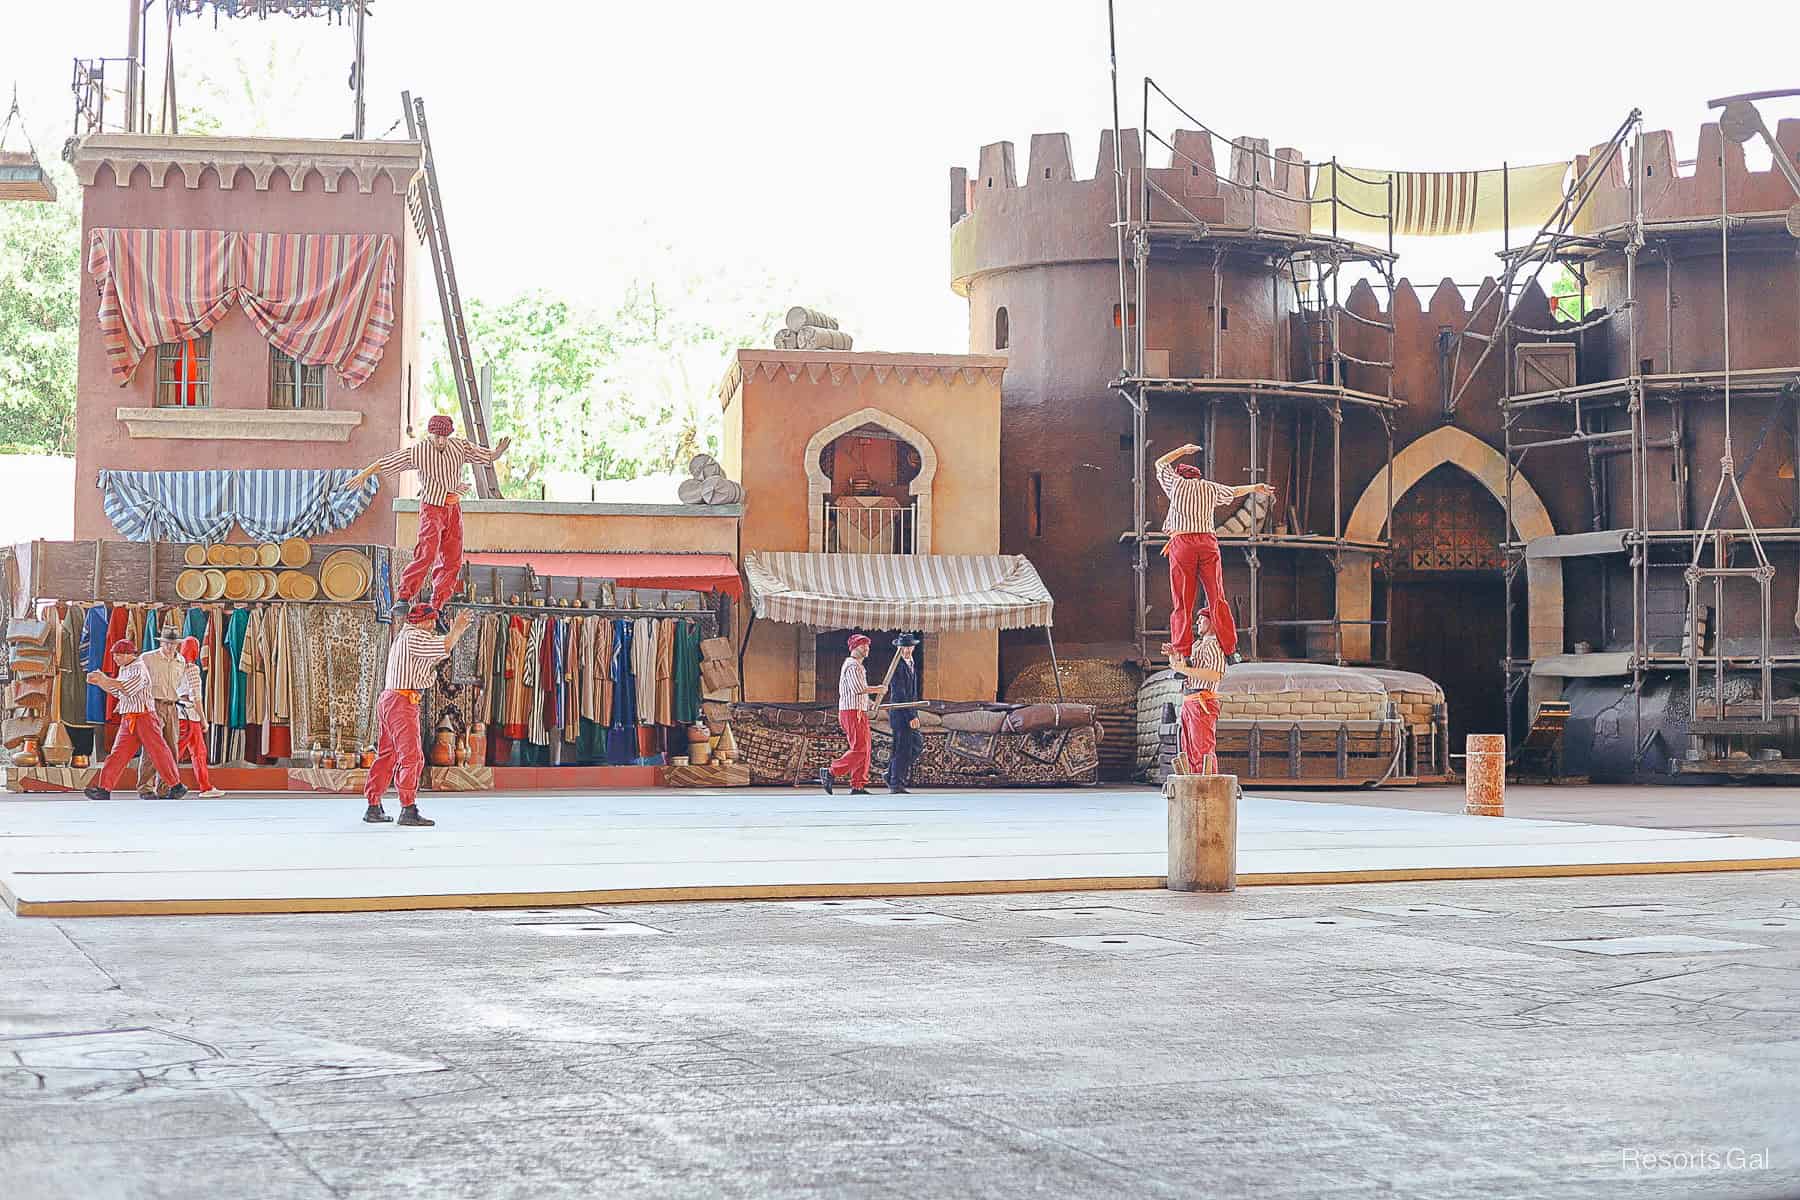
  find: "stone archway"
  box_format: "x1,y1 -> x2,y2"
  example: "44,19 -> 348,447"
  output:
1339,427 -> 1562,682
802,407 -> 939,553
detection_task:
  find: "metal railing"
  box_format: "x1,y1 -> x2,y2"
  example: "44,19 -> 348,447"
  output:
823,498 -> 918,555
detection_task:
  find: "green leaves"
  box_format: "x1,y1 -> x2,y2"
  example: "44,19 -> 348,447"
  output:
423,277 -> 783,499
0,161 -> 80,457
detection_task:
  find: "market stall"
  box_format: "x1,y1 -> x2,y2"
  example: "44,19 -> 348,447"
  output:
732,552 -> 1102,787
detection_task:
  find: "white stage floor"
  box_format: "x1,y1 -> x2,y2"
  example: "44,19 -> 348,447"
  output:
3,789 -> 1799,916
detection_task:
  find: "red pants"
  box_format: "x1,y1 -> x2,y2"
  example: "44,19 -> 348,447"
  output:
365,689 -> 424,808
98,711 -> 181,791
398,499 -> 463,611
179,718 -> 213,791
829,710 -> 872,789
1179,691 -> 1219,775
1168,532 -> 1237,658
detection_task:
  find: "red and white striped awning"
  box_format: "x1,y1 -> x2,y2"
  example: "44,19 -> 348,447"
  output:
743,553 -> 1054,632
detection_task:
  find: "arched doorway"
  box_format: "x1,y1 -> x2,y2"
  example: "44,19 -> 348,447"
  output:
1384,464 -> 1510,746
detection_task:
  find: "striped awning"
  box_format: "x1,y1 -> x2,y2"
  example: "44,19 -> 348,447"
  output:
743,553 -> 1053,632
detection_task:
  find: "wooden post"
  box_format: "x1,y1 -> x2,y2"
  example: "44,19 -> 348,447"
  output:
1164,773 -> 1239,892
1465,733 -> 1505,816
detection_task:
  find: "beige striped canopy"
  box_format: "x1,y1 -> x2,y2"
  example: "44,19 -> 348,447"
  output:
743,553 -> 1054,631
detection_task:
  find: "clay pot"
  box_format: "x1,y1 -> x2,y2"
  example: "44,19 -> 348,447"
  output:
320,752 -> 337,770
72,755 -> 90,769
467,723 -> 488,766
455,737 -> 471,767
429,719 -> 458,767
360,748 -> 376,769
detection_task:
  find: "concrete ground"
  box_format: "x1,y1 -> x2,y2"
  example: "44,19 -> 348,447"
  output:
4,864 -> 1799,1198
1311,782 -> 1800,842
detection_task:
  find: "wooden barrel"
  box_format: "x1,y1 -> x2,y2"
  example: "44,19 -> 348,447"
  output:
1465,733 -> 1505,815
677,477 -> 708,504
785,306 -> 839,332
688,453 -> 724,480
797,326 -> 854,351
701,477 -> 744,505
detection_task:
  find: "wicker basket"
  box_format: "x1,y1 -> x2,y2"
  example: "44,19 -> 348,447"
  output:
1006,657 -> 1141,781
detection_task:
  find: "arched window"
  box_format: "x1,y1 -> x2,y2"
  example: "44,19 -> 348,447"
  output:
994,306 -> 1010,350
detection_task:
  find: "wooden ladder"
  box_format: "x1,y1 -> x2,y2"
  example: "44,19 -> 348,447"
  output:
402,91 -> 499,499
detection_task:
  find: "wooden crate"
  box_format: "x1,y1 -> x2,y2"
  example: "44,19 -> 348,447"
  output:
1515,343 -> 1577,393
6,765 -> 98,793
1215,719 -> 1402,786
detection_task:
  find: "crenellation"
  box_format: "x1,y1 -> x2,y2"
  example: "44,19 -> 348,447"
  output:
1095,127 -> 1143,177
1169,129 -> 1218,196
977,141 -> 1017,191
1028,133 -> 1074,183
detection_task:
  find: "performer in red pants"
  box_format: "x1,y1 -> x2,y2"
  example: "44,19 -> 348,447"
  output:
84,640 -> 188,801
364,603 -> 473,827
175,636 -> 223,796
821,634 -> 881,795
1153,442 -> 1273,667
1176,612 -> 1230,776
345,416 -> 510,619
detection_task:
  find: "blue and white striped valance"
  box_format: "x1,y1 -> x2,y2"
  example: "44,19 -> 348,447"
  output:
99,468 -> 379,543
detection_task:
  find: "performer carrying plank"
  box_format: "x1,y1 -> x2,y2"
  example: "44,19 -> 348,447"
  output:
1153,443 -> 1273,668
84,640 -> 188,801
344,416 -> 510,621
820,634 -> 883,796
1175,610 -> 1229,776
364,602 -> 474,827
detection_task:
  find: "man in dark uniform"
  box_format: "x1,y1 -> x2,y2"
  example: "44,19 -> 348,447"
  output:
885,633 -> 924,793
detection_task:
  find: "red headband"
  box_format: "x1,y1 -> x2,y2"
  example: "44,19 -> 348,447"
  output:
1172,463 -> 1202,479
109,638 -> 138,658
426,415 -> 454,436
847,634 -> 871,650
179,635 -> 201,663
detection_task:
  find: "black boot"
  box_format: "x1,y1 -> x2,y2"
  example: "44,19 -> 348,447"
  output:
1226,651 -> 1244,666
397,805 -> 435,827
165,783 -> 189,800
849,787 -> 871,796
363,803 -> 394,824
819,767 -> 834,795
83,784 -> 109,802
889,785 -> 910,794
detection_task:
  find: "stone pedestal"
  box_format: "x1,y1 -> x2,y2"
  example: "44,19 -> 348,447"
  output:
1164,773 -> 1239,892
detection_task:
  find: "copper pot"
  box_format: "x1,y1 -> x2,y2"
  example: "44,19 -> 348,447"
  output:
360,748 -> 376,769
429,719 -> 458,767
15,738 -> 41,768
320,752 -> 338,770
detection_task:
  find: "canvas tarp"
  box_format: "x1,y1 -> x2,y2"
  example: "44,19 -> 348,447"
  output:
743,552 -> 1053,632
1311,160 -> 1571,239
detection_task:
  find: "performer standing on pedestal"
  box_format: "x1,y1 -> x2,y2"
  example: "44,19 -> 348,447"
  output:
176,636 -> 223,797
135,627 -> 185,798
344,416 -> 510,620
885,633 -> 924,794
364,603 -> 474,828
1176,611 -> 1229,776
84,640 -> 188,801
1154,443 -> 1273,668
820,634 -> 881,796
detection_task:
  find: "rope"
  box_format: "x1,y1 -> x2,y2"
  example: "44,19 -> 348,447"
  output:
0,86 -> 46,163
1510,309 -> 1618,336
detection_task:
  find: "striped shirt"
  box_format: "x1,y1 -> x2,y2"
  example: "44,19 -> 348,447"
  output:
384,626 -> 451,691
177,662 -> 205,723
375,437 -> 500,506
1157,464 -> 1236,534
838,656 -> 870,712
113,658 -> 155,715
1187,635 -> 1227,690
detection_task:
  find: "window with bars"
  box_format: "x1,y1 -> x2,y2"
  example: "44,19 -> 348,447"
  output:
269,347 -> 326,410
1390,464 -> 1506,573
154,334 -> 212,408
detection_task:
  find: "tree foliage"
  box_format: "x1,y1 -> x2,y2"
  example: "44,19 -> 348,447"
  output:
0,162 -> 81,456
424,265 -> 788,499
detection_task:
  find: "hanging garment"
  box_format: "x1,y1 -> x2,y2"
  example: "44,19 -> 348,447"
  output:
524,618 -> 548,747
503,615 -> 528,738
83,604 -> 111,724
223,607 -> 251,730
597,617 -> 614,727
270,602 -> 291,725
609,619 -> 636,727
140,607 -> 158,653
58,606 -> 90,728
206,605 -> 229,726
632,617 -> 656,723
674,619 -> 702,725
655,618 -> 675,727
562,619 -> 580,743
284,604 -> 389,754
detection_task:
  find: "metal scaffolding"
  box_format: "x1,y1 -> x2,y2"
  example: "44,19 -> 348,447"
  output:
1107,70 -> 1401,668
1476,91 -> 1800,765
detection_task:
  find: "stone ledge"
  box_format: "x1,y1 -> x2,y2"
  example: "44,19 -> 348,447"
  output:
116,407 -> 364,442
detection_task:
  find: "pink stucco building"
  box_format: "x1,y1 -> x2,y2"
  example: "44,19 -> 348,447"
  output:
70,133 -> 425,546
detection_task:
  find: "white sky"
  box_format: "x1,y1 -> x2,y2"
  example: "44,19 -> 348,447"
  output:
4,0 -> 1797,354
